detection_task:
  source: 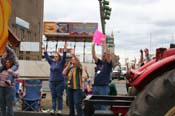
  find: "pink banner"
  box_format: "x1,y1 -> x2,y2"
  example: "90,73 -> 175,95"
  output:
93,29 -> 106,45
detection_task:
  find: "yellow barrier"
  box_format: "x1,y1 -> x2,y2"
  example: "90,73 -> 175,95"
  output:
0,0 -> 11,56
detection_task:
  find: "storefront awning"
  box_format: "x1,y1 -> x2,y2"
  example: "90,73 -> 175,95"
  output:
8,28 -> 20,47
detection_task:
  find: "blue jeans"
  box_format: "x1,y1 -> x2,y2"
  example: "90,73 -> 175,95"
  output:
92,85 -> 110,110
65,86 -> 69,106
67,88 -> 83,116
0,87 -> 14,116
49,81 -> 65,111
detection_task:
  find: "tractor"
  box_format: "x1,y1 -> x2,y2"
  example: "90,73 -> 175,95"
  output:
84,44 -> 175,116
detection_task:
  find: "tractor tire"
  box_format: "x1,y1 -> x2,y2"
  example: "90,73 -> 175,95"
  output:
128,86 -> 139,96
126,69 -> 175,116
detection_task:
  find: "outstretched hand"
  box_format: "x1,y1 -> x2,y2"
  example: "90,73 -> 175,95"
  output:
70,49 -> 75,56
140,49 -> 143,54
64,41 -> 68,49
7,69 -> 13,74
102,38 -> 106,43
84,66 -> 88,72
92,41 -> 95,46
63,41 -> 68,52
42,46 -> 46,52
67,61 -> 72,67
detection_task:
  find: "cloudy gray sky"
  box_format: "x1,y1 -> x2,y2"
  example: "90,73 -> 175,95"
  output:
44,0 -> 175,62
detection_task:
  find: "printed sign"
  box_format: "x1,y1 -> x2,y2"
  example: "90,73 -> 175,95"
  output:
44,22 -> 98,36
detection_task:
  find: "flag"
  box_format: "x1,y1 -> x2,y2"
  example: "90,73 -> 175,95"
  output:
93,29 -> 106,45
0,0 -> 11,56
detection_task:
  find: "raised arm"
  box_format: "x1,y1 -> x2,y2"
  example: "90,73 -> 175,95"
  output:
44,47 -> 53,65
63,41 -> 68,52
62,61 -> 71,76
60,41 -> 68,65
138,49 -> 144,65
103,40 -> 111,63
5,45 -> 19,68
91,41 -> 98,63
84,66 -> 89,79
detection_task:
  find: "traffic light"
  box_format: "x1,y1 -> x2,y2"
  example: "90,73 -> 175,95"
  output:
102,0 -> 112,20
98,0 -> 112,34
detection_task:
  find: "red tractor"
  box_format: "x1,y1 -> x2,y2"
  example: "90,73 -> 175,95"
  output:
84,44 -> 175,116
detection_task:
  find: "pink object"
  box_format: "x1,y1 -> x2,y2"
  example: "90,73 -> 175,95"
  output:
93,29 -> 106,45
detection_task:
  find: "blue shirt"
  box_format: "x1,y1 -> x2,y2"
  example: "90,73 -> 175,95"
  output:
94,59 -> 112,86
44,51 -> 66,82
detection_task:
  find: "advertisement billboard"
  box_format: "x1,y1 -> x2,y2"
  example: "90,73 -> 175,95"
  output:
44,22 -> 98,36
44,22 -> 59,34
57,23 -> 69,34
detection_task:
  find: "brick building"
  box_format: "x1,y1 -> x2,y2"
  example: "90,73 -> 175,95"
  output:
9,0 -> 44,60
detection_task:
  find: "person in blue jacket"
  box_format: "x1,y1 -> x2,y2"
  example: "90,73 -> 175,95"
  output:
44,42 -> 67,114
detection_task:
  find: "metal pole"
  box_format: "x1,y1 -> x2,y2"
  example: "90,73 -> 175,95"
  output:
149,33 -> 152,54
98,0 -> 106,57
83,41 -> 85,63
74,41 -> 76,53
98,0 -> 105,34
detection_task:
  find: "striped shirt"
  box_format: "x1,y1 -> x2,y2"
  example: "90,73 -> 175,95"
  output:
67,66 -> 82,89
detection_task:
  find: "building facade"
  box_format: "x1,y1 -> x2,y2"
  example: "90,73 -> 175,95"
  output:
9,0 -> 44,60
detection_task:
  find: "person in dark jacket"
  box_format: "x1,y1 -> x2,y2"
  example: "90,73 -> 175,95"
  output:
92,39 -> 112,110
44,42 -> 67,114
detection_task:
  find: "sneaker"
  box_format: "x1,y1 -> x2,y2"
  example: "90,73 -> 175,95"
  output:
57,110 -> 62,114
41,108 -> 50,113
50,109 -> 55,114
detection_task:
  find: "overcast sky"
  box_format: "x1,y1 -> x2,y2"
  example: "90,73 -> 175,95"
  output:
44,0 -> 175,62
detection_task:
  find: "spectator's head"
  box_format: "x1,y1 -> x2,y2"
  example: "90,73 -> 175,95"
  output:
102,52 -> 111,62
53,53 -> 61,62
5,59 -> 13,69
144,48 -> 149,55
71,56 -> 79,66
